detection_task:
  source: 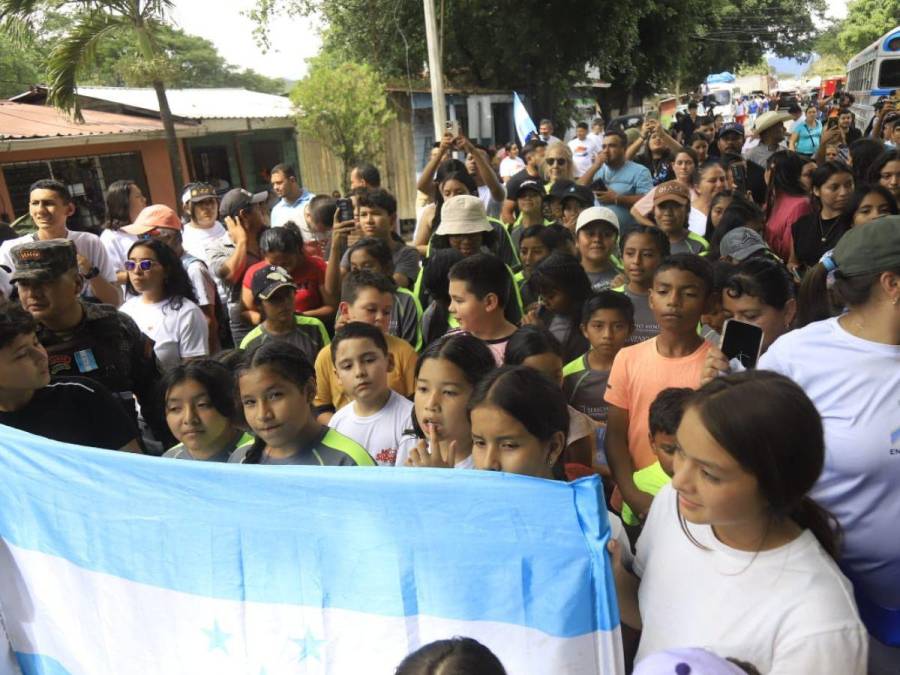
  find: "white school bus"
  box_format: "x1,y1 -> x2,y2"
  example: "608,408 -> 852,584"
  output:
846,26 -> 900,132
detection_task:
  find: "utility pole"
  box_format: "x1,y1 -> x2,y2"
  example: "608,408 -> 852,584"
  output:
423,0 -> 447,139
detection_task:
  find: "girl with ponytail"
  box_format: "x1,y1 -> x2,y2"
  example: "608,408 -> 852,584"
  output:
609,370 -> 867,673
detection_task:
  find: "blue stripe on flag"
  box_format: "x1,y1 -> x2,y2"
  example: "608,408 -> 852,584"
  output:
0,425 -> 619,638
16,651 -> 72,674
513,91 -> 537,146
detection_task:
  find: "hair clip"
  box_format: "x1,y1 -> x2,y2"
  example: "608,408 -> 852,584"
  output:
820,253 -> 837,272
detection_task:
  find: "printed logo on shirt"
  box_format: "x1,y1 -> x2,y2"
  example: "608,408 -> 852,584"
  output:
375,448 -> 397,466
48,354 -> 73,375
890,427 -> 900,455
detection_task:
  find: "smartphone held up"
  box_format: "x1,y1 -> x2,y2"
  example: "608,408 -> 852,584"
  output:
720,318 -> 764,370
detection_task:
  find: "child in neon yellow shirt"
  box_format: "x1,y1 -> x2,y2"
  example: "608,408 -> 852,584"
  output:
621,387 -> 693,525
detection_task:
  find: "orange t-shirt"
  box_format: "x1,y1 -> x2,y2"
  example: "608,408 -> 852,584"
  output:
604,337 -> 710,469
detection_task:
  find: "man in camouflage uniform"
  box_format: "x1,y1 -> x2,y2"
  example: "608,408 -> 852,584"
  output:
10,240 -> 169,450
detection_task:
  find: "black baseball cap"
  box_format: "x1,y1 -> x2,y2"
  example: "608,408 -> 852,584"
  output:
251,265 -> 296,301
219,188 -> 268,219
510,178 -> 545,200
557,183 -> 594,207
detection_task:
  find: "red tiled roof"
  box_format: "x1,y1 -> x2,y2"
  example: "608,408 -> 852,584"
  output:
0,101 -> 189,140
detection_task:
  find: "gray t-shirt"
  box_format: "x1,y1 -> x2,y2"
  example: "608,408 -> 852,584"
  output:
586,267 -> 619,292
563,354 -> 611,423
670,236 -> 705,255
623,287 -> 659,345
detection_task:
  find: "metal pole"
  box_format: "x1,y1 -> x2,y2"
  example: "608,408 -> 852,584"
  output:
423,0 -> 447,140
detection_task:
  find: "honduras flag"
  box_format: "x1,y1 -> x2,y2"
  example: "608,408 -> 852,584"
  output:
513,91 -> 538,146
0,425 -> 624,674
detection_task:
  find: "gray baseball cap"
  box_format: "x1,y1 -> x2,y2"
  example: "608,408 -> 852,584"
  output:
720,227 -> 768,261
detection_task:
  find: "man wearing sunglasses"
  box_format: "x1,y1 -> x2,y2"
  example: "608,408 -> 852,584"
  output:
9,239 -> 168,450
577,129 -> 653,233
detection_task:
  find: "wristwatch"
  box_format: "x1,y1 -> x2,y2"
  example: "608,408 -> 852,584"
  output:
83,266 -> 100,280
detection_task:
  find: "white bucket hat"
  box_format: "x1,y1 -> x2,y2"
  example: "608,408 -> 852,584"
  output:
434,195 -> 493,236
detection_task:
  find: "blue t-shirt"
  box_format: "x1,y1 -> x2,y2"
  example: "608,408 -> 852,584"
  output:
592,161 -> 653,231
794,121 -> 823,155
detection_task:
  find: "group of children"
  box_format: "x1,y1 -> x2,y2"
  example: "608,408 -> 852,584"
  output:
3,161 -> 891,673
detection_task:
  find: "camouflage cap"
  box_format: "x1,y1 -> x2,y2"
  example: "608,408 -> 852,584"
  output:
10,239 -> 77,282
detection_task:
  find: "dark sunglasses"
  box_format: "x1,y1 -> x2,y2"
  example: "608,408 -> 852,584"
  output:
545,158 -> 568,166
125,259 -> 157,272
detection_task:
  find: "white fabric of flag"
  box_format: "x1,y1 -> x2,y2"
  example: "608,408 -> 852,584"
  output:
0,425 -> 624,674
513,91 -> 538,146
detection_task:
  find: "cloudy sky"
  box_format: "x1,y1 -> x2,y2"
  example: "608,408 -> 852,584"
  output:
169,0 -> 323,81
171,0 -> 850,81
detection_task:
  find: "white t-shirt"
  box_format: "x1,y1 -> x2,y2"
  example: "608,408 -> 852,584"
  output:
477,184 -> 503,219
182,221 -> 226,263
499,156 -> 525,180
688,207 -> 707,236
100,228 -> 138,273
759,317 -> 900,606
183,257 -> 216,308
568,137 -> 597,177
0,229 -> 117,299
119,296 -> 209,370
633,484 -> 867,673
328,390 -> 413,467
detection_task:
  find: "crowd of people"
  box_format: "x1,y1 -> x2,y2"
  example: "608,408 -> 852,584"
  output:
0,93 -> 898,673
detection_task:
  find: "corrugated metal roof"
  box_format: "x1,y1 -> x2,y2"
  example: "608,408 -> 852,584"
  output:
0,101 -> 190,140
73,87 -> 295,120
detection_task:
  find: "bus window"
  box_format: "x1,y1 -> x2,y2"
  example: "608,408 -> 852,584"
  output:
879,59 -> 900,88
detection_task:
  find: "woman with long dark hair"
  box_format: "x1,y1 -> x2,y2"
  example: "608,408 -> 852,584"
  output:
609,370 -> 867,672
120,238 -> 208,369
788,161 -> 854,272
101,179 -> 146,282
763,150 -> 811,262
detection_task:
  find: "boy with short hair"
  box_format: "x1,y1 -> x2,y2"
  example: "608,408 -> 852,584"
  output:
563,291 -> 634,424
338,189 -> 420,289
620,387 -> 693,525
605,253 -> 714,521
345,237 -> 423,350
328,321 -> 414,466
313,270 -> 417,423
614,225 -> 671,344
448,252 -> 518,364
239,265 -> 329,364
575,206 -> 623,292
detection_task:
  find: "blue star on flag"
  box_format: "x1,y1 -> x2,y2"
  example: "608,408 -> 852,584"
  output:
203,620 -> 231,654
293,629 -> 325,662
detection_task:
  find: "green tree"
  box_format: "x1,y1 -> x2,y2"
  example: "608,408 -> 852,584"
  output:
837,0 -> 900,56
251,0 -> 824,122
290,54 -> 394,193
79,21 -> 285,93
0,32 -> 42,97
0,0 -> 185,193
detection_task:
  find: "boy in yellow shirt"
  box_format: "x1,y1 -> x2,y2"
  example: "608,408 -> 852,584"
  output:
314,271 -> 417,423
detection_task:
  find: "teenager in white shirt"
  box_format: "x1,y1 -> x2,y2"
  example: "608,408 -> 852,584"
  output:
327,322 -> 413,466
180,183 -> 226,262
609,370 -> 867,674
0,179 -> 119,306
120,239 -> 209,371
100,179 -> 145,284
499,142 -> 526,182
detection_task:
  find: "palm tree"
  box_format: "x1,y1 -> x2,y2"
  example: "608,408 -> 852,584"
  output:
0,0 -> 185,193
